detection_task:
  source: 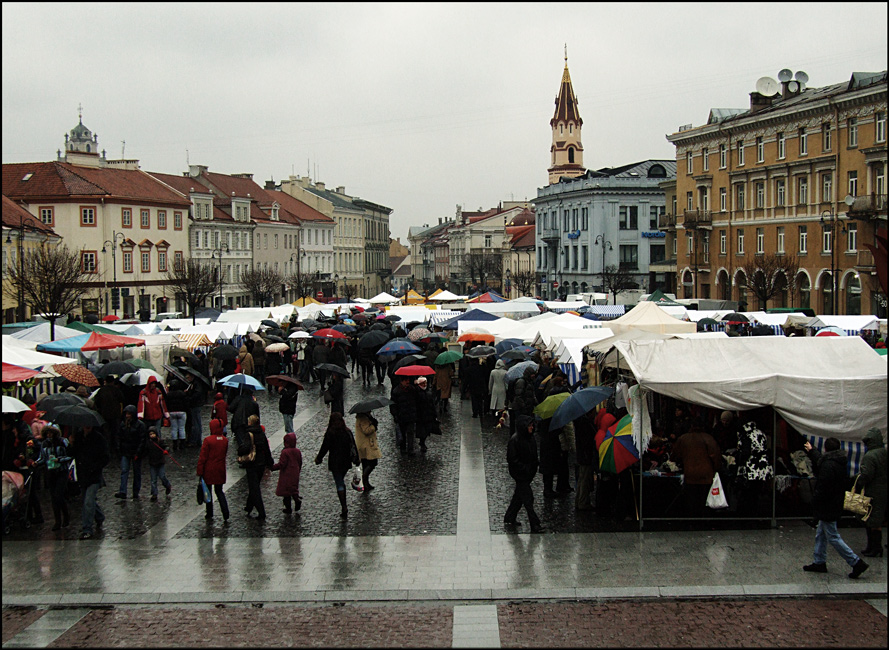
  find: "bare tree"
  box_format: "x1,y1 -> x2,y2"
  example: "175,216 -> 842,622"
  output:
4,243 -> 92,340
601,264 -> 638,305
341,283 -> 358,302
240,267 -> 283,307
289,270 -> 317,301
511,269 -> 537,297
464,251 -> 503,292
741,254 -> 801,310
165,258 -> 218,324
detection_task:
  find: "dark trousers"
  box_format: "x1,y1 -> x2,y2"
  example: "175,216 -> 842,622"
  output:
205,483 -> 229,519
283,495 -> 302,512
505,480 -> 541,527
681,483 -> 710,518
46,470 -> 69,524
470,393 -> 486,416
244,467 -> 266,517
374,361 -> 386,384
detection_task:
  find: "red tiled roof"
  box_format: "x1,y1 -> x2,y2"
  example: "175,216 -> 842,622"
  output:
510,225 -> 535,249
147,171 -> 214,197
267,190 -> 335,224
200,171 -> 273,202
1,195 -> 59,236
57,164 -> 190,206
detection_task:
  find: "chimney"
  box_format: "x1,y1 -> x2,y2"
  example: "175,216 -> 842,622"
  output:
336,186 -> 345,194
264,179 -> 276,190
749,92 -> 773,114
315,181 -> 325,190
438,217 -> 442,225
231,173 -> 253,180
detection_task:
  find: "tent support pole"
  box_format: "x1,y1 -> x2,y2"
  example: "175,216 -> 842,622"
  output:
771,408 -> 778,528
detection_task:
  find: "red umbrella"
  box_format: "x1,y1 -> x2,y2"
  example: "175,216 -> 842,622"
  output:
102,314 -> 121,322
394,365 -> 437,377
52,363 -> 99,387
2,362 -> 40,383
312,328 -> 346,340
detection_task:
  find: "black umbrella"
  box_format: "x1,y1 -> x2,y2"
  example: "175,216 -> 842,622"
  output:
721,312 -> 749,323
162,364 -> 190,385
264,334 -> 285,343
358,330 -> 390,349
95,360 -> 137,379
51,404 -> 105,428
384,314 -> 401,322
370,322 -> 388,331
466,345 -> 496,358
393,354 -> 431,371
38,393 -> 85,419
266,375 -> 305,390
315,363 -> 350,377
499,348 -> 530,362
349,396 -> 393,414
261,319 -> 279,328
83,314 -> 99,324
180,366 -> 212,386
211,344 -> 239,361
170,347 -> 198,360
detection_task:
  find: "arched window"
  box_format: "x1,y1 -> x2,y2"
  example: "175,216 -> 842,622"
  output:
717,269 -> 730,300
774,271 -> 788,308
568,147 -> 575,163
796,272 -> 810,309
682,269 -> 694,299
845,274 -> 861,315
648,165 -> 666,178
820,273 -> 833,314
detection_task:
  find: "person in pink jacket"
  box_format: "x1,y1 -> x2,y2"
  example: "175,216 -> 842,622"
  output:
272,431 -> 303,514
196,418 -> 229,521
137,379 -> 170,433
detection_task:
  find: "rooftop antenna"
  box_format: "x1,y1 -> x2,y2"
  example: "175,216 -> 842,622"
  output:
186,148 -> 189,167
121,140 -> 125,158
755,76 -> 779,96
78,102 -> 83,123
564,43 -> 567,65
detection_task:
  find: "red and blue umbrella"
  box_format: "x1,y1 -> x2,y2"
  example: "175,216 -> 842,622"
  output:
595,414 -> 639,474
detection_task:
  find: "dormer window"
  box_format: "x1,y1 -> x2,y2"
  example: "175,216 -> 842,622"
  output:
271,205 -> 279,221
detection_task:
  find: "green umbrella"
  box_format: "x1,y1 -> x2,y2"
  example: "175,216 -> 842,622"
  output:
434,350 -> 463,365
533,392 -> 572,420
128,358 -> 156,370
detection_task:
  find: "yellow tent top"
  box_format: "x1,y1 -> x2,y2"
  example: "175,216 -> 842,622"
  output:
404,289 -> 425,305
428,288 -> 443,299
292,297 -> 322,306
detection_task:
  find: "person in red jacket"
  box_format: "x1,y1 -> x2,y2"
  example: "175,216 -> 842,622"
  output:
196,418 -> 229,521
137,379 -> 169,432
211,393 -> 228,434
271,432 -> 302,515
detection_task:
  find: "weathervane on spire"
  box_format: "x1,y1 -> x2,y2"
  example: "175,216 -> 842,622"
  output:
78,102 -> 83,123
564,43 -> 567,65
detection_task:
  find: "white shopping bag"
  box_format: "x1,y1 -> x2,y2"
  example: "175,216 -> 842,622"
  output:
706,472 -> 728,509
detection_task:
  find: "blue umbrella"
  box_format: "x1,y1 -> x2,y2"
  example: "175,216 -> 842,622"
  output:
332,323 -> 356,333
549,386 -> 615,431
494,338 -> 523,355
377,338 -> 421,356
505,360 -> 538,383
219,373 -> 266,391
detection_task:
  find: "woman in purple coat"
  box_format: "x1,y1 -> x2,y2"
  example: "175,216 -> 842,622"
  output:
272,432 -> 303,514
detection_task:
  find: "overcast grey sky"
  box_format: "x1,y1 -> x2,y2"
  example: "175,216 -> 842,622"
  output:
3,3 -> 887,242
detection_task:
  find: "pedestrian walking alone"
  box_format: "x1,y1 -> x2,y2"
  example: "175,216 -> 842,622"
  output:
272,431 -> 303,514
355,412 -> 381,490
35,425 -> 71,530
197,418 -> 229,521
70,424 -> 110,540
315,412 -> 360,518
145,428 -> 172,502
504,415 -> 544,533
279,383 -> 299,434
803,437 -> 869,578
241,415 -> 273,520
115,405 -> 146,500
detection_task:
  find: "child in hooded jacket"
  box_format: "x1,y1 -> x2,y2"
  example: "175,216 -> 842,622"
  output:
146,427 -> 172,501
272,431 -> 303,514
212,393 -> 228,433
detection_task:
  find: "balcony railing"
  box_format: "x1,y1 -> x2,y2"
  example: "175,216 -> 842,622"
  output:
682,209 -> 713,230
658,213 -> 677,230
847,193 -> 888,220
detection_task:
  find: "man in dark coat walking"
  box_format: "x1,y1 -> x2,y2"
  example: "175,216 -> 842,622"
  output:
504,415 -> 544,533
391,376 -> 418,455
803,437 -> 869,578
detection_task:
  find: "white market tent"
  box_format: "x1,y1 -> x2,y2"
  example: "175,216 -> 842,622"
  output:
807,314 -> 879,334
429,290 -> 462,302
217,308 -> 273,323
383,306 -> 434,323
367,292 -> 400,305
161,318 -> 211,329
9,323 -> 83,343
469,300 -> 543,317
543,300 -> 589,313
427,310 -> 463,328
2,342 -> 79,368
684,309 -> 732,323
607,301 -> 696,336
614,336 -> 887,442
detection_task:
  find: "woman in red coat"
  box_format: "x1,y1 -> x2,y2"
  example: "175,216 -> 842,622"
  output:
271,431 -> 302,515
197,418 -> 229,520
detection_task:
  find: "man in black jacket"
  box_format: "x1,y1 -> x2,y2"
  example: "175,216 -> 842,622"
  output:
391,377 -> 417,455
504,415 -> 544,533
803,438 -> 868,578
115,405 -> 146,500
71,424 -> 110,539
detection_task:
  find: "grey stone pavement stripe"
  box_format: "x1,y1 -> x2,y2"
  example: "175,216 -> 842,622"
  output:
452,604 -> 501,648
867,599 -> 888,617
2,608 -> 90,648
1,398 -> 886,608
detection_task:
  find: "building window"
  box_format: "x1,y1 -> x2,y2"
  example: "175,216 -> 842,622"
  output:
81,207 -> 96,226
563,246 -> 569,270
141,209 -> 150,228
719,144 -> 726,169
649,205 -> 662,230
686,234 -> 693,256
81,251 -> 97,273
777,132 -> 785,159
174,251 -> 183,270
157,210 -> 167,229
799,225 -> 808,254
650,243 -> 665,264
737,140 -> 745,166
264,234 -> 268,249
777,227 -> 785,254
877,168 -> 886,203
123,250 -> 133,273
736,184 -> 745,211
122,208 -> 132,228
848,117 -> 858,147
776,179 -> 786,206
822,224 -> 832,254
756,227 -> 765,254
686,192 -> 693,211
619,206 -> 638,230
822,173 -> 833,203
581,245 -> 588,270
141,251 -> 150,272
756,137 -> 764,162
823,122 -> 832,151
847,223 -> 858,252
484,234 -> 492,248
39,207 -> 54,226
672,237 -> 677,257
719,187 -> 727,212
702,147 -> 709,172
848,171 -> 858,196
619,245 -> 638,269
799,127 -> 807,155
755,182 -> 765,208
737,230 -> 744,255
720,230 -> 727,255
877,112 -> 886,143
274,234 -> 278,249
173,211 -> 183,230
158,250 -> 167,272
686,151 -> 693,174
581,207 -> 588,230
797,177 -> 808,205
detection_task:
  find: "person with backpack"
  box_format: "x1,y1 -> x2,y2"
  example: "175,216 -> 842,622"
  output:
508,365 -> 538,434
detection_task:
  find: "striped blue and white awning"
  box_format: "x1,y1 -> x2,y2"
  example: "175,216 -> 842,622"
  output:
585,305 -> 626,319
427,310 -> 462,328
558,362 -> 581,388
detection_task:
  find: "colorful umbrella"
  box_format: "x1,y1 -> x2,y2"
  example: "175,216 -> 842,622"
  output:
595,414 -> 639,474
377,338 -> 421,355
102,314 -> 121,322
494,338 -> 523,355
128,358 -> 156,370
434,350 -> 463,365
394,365 -> 436,377
420,333 -> 449,343
458,332 -> 495,344
313,328 -> 347,340
550,386 -> 615,431
332,324 -> 356,333
815,326 -> 846,337
533,392 -> 572,420
52,363 -> 99,387
408,327 -> 431,341
219,373 -> 266,391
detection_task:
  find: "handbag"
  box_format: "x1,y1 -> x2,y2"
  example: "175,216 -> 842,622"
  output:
350,466 -> 364,492
706,472 -> 729,509
237,432 -> 256,464
196,479 -> 205,505
429,419 -> 442,436
843,475 -> 873,521
200,478 -> 211,504
322,389 -> 333,404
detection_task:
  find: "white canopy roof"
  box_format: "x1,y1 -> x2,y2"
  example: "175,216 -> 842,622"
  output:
470,300 -> 543,316
615,336 -> 887,442
9,322 -> 83,343
384,306 -> 433,323
430,290 -> 462,301
2,342 -> 78,368
744,311 -> 806,327
217,308 -> 273,323
683,310 -> 731,322
607,301 -> 696,335
807,315 -> 879,332
367,292 -> 400,304
160,318 -> 211,329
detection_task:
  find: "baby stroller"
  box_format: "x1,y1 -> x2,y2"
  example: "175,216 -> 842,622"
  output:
2,470 -> 33,535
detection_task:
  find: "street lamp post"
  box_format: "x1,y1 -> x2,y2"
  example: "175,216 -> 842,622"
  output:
101,231 -> 125,316
211,243 -> 230,310
594,234 -> 613,299
505,267 -> 512,299
334,273 -> 339,301
5,215 -> 26,322
820,209 -> 844,314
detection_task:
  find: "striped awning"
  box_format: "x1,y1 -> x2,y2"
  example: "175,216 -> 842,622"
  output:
427,310 -> 462,327
585,305 -> 626,318
175,333 -> 213,350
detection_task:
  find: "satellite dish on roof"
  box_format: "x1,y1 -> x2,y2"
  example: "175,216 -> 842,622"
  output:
756,77 -> 779,96
788,80 -> 800,93
777,69 -> 793,82
795,70 -> 809,84
844,194 -> 856,207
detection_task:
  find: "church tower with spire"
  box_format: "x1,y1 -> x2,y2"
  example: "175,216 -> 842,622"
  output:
547,47 -> 585,185
57,104 -> 107,167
